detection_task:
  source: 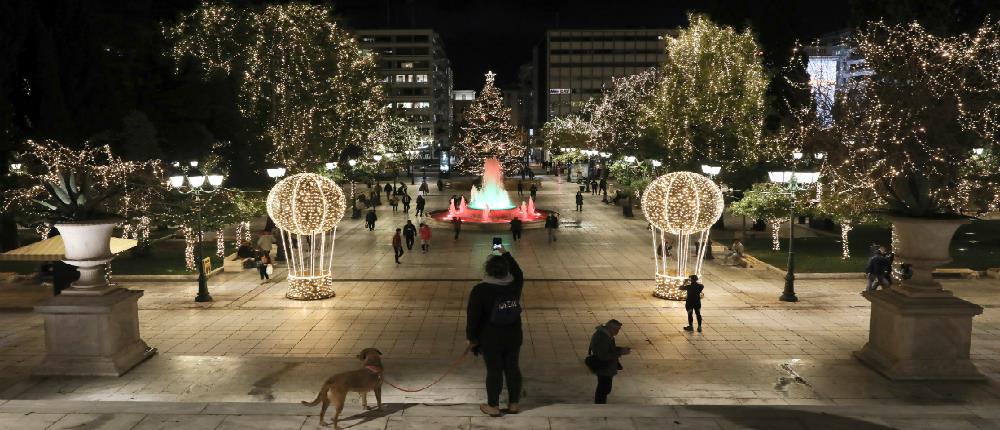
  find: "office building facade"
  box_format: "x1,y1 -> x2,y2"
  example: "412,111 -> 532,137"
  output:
541,29 -> 671,121
356,29 -> 453,158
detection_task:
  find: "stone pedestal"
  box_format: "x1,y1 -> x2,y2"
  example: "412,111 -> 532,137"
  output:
855,289 -> 984,380
34,288 -> 155,376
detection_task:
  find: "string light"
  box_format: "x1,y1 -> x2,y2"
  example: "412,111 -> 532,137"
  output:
166,2 -> 388,172
216,228 -> 225,257
266,173 -> 345,300
840,221 -> 853,259
642,172 -> 724,300
453,71 -> 525,174
35,223 -> 51,240
183,225 -> 196,272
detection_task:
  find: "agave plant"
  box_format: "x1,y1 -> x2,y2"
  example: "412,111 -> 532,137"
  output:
875,171 -> 953,218
3,140 -> 163,222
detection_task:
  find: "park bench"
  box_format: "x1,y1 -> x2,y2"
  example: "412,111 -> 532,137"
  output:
933,268 -> 980,279
223,253 -> 254,272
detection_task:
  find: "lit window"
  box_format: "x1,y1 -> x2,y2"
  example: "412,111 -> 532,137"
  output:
414,102 -> 430,109
416,74 -> 429,83
396,74 -> 407,82
401,62 -> 414,69
397,102 -> 413,109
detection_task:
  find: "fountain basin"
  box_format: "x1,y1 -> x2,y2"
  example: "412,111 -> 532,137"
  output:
426,208 -> 555,232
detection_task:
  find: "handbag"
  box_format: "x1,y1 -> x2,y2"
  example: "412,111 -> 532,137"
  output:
584,355 -> 604,373
265,264 -> 274,276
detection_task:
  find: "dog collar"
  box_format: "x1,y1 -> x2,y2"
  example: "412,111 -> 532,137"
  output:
364,365 -> 382,374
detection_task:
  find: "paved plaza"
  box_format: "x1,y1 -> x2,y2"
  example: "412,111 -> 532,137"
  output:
1,176 -> 999,429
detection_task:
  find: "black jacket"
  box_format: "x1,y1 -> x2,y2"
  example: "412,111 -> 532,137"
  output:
466,252 -> 525,348
684,281 -> 704,304
510,218 -> 522,232
866,255 -> 890,275
576,194 -> 584,204
589,326 -> 624,376
403,224 -> 417,237
365,211 -> 377,223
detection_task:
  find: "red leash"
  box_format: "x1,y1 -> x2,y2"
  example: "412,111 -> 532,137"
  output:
382,345 -> 472,393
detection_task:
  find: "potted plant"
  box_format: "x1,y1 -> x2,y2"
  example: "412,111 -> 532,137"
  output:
825,21 -> 1000,380
5,140 -> 162,294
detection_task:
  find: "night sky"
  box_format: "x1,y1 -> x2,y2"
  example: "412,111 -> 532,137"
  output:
331,0 -> 853,89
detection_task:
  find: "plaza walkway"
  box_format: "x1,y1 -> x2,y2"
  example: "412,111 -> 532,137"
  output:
0,174 -> 998,429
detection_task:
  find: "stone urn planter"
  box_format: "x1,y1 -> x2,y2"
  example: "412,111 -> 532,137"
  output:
855,216 -> 984,380
34,219 -> 154,376
55,220 -> 117,295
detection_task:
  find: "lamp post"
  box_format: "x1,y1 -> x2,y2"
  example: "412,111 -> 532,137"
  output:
599,152 -> 611,203
169,167 -> 225,302
767,170 -> 820,302
406,150 -> 419,184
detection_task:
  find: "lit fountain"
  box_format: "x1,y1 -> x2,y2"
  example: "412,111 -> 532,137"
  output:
429,157 -> 552,231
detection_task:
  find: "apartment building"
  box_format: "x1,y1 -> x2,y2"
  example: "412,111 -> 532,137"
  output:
356,29 -> 453,158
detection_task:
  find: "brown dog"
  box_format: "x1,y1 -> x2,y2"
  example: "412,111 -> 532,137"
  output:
301,348 -> 384,428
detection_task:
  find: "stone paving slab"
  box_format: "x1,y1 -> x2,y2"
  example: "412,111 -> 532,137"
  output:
1,401 -> 999,429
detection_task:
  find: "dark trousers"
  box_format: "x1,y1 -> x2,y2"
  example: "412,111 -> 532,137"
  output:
512,230 -> 521,241
403,203 -> 410,213
595,375 -> 613,404
686,302 -> 702,327
258,265 -> 269,280
416,207 -> 424,216
394,246 -> 403,263
483,346 -> 522,407
576,203 -> 582,211
454,229 -> 460,240
366,222 -> 375,231
405,236 -> 415,250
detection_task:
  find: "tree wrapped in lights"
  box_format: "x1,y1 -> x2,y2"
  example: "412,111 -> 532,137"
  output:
453,71 -> 524,175
826,20 -> 1000,216
590,68 -> 661,156
730,183 -> 807,251
650,14 -> 770,185
165,1 -> 387,172
371,114 -> 422,180
642,172 -> 724,300
266,173 -> 345,300
540,116 -> 593,150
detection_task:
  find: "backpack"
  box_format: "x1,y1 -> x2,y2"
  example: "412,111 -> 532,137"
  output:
489,293 -> 522,326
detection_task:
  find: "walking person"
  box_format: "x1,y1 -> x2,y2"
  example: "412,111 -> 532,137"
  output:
403,220 -> 417,251
529,183 -> 538,200
865,248 -> 891,292
681,275 -> 704,332
437,178 -> 445,192
392,228 -> 404,264
545,213 -> 558,243
419,181 -> 429,194
383,182 -> 393,201
510,217 -> 522,241
517,180 -> 524,197
453,217 -> 463,240
415,194 -> 426,217
256,231 -> 275,258
389,195 -> 399,213
365,209 -> 378,231
590,179 -> 599,195
256,248 -> 272,282
466,246 -> 525,417
419,222 -> 432,253
575,191 -> 584,211
587,320 -> 631,404
401,193 -> 412,214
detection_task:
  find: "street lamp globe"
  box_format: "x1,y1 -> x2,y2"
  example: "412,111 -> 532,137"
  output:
325,162 -> 336,170
701,165 -> 721,177
348,159 -> 357,167
207,173 -> 224,187
266,167 -> 286,179
168,175 -> 185,188
374,154 -> 383,162
187,171 -> 206,188
973,147 -> 985,156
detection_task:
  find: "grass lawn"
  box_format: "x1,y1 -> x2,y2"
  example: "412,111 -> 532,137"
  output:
0,239 -> 234,276
741,220 -> 1000,273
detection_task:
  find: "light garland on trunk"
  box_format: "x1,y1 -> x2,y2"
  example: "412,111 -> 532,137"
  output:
770,219 -> 783,251
216,228 -> 225,257
36,223 -> 51,240
840,221 -> 853,259
183,226 -> 196,272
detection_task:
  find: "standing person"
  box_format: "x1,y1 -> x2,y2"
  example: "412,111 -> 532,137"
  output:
724,239 -> 745,266
403,220 -> 417,251
575,191 -> 584,211
517,180 -> 524,197
681,275 -> 704,332
529,183 -> 538,200
865,248 -> 890,292
256,248 -> 272,282
466,246 -> 525,417
401,193 -> 412,214
365,209 -> 378,231
415,194 -> 426,217
510,217 -> 522,241
545,214 -> 559,243
383,182 -> 393,201
256,231 -> 275,258
590,179 -> 599,195
370,189 -> 380,207
392,228 -> 404,264
599,178 -> 608,196
453,217 -> 463,240
419,222 -> 432,253
437,178 -> 445,192
587,320 -> 630,404
419,181 -> 430,194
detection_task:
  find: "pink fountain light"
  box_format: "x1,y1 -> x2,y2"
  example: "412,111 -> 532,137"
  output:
430,157 -> 549,224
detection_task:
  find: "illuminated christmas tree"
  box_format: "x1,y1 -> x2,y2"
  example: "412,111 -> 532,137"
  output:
453,71 -> 524,175
165,1 -> 387,172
